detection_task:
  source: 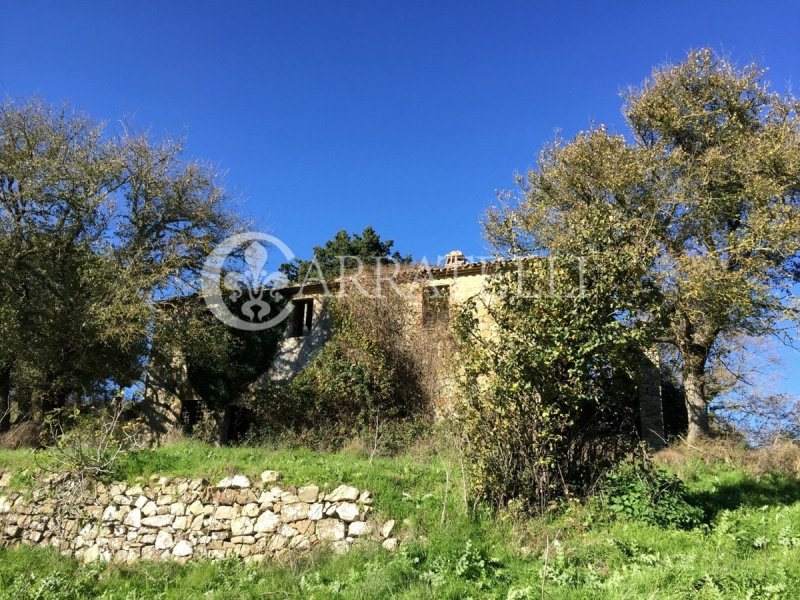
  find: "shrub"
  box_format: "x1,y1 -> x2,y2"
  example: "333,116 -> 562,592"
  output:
454,257 -> 650,511
597,453 -> 704,529
248,269 -> 445,450
40,398 -> 147,483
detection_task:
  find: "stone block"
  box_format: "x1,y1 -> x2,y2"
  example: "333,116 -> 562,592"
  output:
316,519 -> 345,541
281,502 -> 309,522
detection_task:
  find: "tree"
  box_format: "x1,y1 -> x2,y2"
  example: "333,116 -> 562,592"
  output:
485,49 -> 800,441
0,99 -> 238,427
182,297 -> 286,444
279,226 -> 411,283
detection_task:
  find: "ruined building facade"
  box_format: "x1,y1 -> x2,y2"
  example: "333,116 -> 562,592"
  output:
144,251 -> 665,448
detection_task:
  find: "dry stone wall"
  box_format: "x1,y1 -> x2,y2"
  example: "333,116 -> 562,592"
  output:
0,470 -> 399,563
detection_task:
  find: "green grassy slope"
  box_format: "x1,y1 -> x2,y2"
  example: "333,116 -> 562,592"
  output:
0,441 -> 799,599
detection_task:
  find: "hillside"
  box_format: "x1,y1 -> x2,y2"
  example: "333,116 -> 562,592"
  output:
1,439 -> 799,599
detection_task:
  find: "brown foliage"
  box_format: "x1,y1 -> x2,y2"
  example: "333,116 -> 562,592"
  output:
0,421 -> 40,450
248,265 -> 455,450
654,437 -> 800,479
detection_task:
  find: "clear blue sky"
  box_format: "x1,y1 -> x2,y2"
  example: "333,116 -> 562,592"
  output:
2,1 -> 799,393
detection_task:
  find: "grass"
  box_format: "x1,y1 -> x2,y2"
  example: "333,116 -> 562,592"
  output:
1,440 -> 800,598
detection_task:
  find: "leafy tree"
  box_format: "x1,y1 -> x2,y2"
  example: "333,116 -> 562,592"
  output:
181,297 -> 286,444
279,226 -> 411,283
485,50 -> 800,440
0,99 -> 238,427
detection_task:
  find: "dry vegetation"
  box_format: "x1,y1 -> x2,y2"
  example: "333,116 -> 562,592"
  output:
655,436 -> 800,479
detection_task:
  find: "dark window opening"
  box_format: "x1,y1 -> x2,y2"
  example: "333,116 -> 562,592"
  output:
289,299 -> 314,337
226,405 -> 256,444
180,399 -> 202,434
422,285 -> 450,326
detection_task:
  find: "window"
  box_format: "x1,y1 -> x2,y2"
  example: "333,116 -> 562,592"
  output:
179,400 -> 202,434
289,299 -> 314,337
422,285 -> 450,326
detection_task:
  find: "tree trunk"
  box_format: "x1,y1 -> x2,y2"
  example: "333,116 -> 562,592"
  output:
31,389 -> 60,426
673,313 -> 713,442
217,406 -> 231,446
31,389 -> 45,426
0,366 -> 11,433
682,361 -> 709,441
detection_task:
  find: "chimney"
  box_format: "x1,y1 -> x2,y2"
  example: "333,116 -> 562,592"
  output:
444,250 -> 467,268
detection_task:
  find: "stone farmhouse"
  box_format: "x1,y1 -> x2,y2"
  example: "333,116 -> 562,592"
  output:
144,251 -> 666,448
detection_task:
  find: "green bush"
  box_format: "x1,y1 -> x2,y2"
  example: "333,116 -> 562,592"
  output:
454,257 -> 648,511
597,455 -> 704,529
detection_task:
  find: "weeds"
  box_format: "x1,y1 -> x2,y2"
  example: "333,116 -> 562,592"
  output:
596,453 -> 705,529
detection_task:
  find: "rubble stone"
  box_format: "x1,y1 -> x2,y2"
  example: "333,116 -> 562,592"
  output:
0,472 -> 394,564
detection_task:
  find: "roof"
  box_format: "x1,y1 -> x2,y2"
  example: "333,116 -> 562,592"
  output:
274,259 -> 499,297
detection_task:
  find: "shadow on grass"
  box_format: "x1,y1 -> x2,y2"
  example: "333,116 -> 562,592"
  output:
691,473 -> 800,519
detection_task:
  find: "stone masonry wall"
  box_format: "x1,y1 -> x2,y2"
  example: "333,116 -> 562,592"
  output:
0,470 -> 399,563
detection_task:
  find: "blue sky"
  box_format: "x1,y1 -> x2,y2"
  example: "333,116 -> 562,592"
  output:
2,1 -> 799,393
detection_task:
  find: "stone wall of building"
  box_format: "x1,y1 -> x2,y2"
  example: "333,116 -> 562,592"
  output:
0,470 -> 399,563
638,346 -> 666,450
267,296 -> 333,382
